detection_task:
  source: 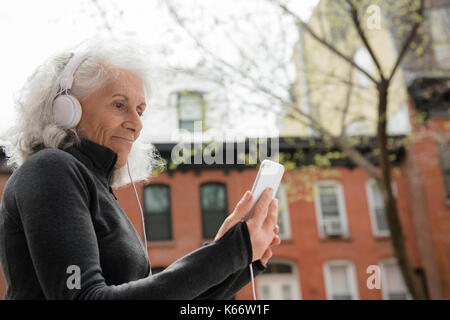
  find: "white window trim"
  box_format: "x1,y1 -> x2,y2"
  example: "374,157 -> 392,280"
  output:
354,46 -> 374,88
314,180 -> 350,239
257,258 -> 302,300
276,183 -> 292,240
379,258 -> 412,300
323,259 -> 359,300
366,179 -> 398,237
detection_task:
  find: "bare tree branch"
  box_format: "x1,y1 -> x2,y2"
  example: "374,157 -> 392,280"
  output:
274,0 -> 380,85
345,0 -> 386,80
165,0 -> 290,107
387,0 -> 425,82
340,52 -> 357,137
90,0 -> 113,34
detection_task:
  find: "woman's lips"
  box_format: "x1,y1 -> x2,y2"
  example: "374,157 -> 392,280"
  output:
112,136 -> 134,144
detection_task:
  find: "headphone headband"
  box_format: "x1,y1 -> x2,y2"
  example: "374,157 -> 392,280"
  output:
52,52 -> 87,128
59,52 -> 89,91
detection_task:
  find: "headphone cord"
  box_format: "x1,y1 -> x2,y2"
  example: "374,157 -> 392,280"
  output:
250,263 -> 257,300
127,160 -> 152,277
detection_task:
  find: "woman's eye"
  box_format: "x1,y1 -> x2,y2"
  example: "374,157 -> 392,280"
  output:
114,102 -> 125,109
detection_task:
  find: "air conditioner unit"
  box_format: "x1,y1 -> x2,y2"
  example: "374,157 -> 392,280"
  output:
322,219 -> 344,237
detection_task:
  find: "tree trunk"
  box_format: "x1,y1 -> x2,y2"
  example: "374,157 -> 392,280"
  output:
376,79 -> 427,300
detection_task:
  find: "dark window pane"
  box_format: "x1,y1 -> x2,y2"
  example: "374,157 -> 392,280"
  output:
201,183 -> 227,239
375,207 -> 389,232
388,292 -> 408,300
144,185 -> 170,214
178,92 -> 203,120
201,184 -> 226,211
332,294 -> 352,300
202,211 -> 225,239
144,185 -> 172,241
179,120 -> 195,133
319,189 -> 340,218
438,143 -> 450,199
151,267 -> 166,275
265,263 -> 293,274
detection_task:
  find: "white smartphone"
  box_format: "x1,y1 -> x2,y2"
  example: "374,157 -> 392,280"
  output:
246,159 -> 285,220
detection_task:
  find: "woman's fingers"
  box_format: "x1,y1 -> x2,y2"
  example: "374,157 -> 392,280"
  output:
263,198 -> 278,231
260,248 -> 273,266
250,188 -> 273,226
270,235 -> 281,247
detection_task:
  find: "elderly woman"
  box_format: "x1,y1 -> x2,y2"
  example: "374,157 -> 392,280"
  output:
0,38 -> 280,300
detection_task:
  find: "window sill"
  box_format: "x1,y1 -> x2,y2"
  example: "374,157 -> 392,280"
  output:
280,238 -> 294,244
319,236 -> 353,242
374,234 -> 391,240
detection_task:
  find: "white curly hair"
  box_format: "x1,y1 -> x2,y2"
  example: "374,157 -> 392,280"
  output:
0,35 -> 166,188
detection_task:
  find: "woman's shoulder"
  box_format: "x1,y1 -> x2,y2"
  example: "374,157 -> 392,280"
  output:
11,148 -> 87,186
2,148 -> 90,209
22,148 -> 79,171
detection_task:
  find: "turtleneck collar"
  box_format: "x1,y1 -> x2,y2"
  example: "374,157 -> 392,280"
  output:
61,138 -> 118,187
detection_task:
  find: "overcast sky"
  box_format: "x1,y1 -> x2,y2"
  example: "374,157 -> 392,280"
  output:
0,0 -> 319,138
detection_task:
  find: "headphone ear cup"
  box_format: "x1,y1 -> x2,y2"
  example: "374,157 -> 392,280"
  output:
52,94 -> 82,128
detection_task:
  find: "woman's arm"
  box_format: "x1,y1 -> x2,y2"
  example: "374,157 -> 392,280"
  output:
194,241 -> 267,300
15,151 -> 253,300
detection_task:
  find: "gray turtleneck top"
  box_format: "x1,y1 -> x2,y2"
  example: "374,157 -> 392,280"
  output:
0,138 -> 265,299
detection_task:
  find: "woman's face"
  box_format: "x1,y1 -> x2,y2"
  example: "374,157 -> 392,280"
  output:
77,69 -> 146,168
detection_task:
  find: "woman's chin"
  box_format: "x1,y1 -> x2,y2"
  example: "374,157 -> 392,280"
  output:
114,158 -> 128,169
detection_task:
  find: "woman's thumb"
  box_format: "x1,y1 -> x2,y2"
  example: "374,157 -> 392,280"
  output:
232,190 -> 253,221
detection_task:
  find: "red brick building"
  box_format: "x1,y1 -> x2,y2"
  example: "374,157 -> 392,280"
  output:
0,77 -> 449,300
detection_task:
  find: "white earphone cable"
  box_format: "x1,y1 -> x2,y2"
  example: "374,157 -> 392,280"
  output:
250,263 -> 257,300
127,160 -> 152,277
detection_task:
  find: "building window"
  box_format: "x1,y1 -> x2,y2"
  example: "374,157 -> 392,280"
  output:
354,47 -> 374,88
151,267 -> 166,275
314,180 -> 349,238
200,182 -> 228,239
438,143 -> 450,199
275,183 -> 292,239
143,184 -> 172,241
366,179 -> 390,237
324,260 -> 359,300
380,258 -> 411,300
177,91 -> 204,133
257,260 -> 301,300
345,118 -> 368,136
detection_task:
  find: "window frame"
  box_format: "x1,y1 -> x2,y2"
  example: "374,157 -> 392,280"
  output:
143,183 -> 173,241
437,143 -> 450,200
314,180 -> 350,239
344,118 -> 368,136
366,178 -> 399,237
176,90 -> 205,133
354,46 -> 374,88
257,258 -> 302,300
275,183 -> 292,240
379,258 -> 412,300
323,259 -> 359,300
200,182 -> 229,240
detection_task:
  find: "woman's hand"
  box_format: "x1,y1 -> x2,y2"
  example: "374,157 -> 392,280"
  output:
214,188 -> 281,265
245,188 -> 280,263
260,224 -> 281,266
214,190 -> 254,241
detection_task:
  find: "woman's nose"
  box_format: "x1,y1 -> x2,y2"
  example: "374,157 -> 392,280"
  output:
123,112 -> 143,136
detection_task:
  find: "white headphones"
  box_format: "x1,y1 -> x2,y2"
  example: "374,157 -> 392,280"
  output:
52,52 -> 88,128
